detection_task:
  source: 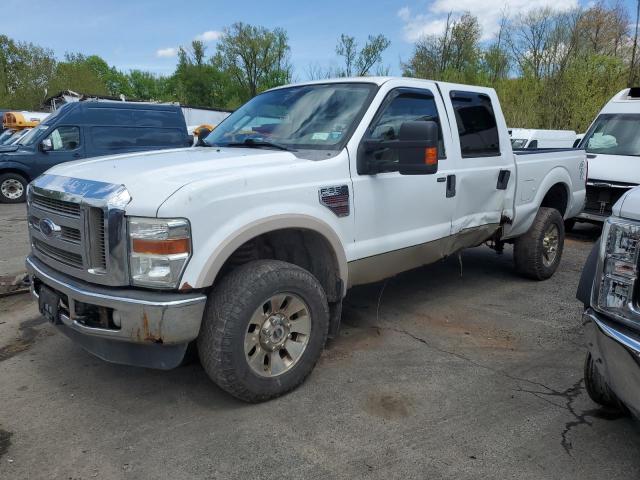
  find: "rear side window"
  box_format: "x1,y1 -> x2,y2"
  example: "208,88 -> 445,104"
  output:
450,91 -> 500,157
91,127 -> 186,149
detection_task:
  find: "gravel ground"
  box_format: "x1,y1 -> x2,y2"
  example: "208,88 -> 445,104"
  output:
0,220 -> 638,479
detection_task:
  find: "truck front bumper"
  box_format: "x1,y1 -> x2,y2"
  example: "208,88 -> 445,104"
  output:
26,255 -> 207,369
584,308 -> 640,417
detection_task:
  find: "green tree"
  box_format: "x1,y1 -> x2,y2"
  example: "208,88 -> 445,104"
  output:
335,33 -> 391,76
0,35 -> 56,109
214,22 -> 291,101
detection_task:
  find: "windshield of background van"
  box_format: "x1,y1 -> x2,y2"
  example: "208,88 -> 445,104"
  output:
584,114 -> 640,156
205,83 -> 376,150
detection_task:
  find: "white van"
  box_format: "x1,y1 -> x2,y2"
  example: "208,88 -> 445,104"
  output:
509,129 -> 577,150
577,88 -> 640,222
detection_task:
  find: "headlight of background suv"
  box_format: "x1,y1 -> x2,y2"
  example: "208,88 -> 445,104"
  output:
128,217 -> 191,288
597,217 -> 640,313
511,139 -> 527,149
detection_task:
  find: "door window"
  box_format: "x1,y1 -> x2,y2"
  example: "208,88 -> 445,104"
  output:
450,91 -> 500,157
364,90 -> 445,172
47,126 -> 80,151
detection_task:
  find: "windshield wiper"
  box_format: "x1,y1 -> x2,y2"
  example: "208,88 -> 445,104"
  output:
222,139 -> 296,152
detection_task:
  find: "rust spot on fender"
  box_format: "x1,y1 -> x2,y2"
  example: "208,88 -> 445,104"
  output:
179,282 -> 193,292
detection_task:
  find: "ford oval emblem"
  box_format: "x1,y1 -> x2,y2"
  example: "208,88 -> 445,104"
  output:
39,218 -> 61,238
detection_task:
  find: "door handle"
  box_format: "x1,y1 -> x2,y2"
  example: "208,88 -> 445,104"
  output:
446,175 -> 456,198
72,153 -> 81,158
497,169 -> 510,190
437,177 -> 446,183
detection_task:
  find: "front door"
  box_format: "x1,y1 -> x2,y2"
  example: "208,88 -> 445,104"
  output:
349,84 -> 456,282
36,126 -> 84,175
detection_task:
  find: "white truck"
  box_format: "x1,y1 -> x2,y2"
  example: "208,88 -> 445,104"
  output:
577,88 -> 640,224
25,77 -> 586,402
509,128 -> 577,150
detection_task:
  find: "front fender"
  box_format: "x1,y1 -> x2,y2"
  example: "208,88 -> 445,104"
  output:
0,160 -> 31,180
577,238 -> 601,308
180,207 -> 349,293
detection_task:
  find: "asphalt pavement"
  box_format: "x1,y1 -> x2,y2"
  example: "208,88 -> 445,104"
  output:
1,214 -> 639,479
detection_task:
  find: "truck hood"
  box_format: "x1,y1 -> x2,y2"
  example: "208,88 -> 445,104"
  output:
616,186 -> 640,222
46,147 -> 301,214
587,153 -> 640,185
0,144 -> 20,153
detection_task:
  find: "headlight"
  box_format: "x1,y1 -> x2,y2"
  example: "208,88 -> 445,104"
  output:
511,139 -> 527,149
128,217 -> 191,288
597,218 -> 640,312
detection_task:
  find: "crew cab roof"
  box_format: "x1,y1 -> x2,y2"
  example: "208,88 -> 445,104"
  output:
267,77 -> 497,96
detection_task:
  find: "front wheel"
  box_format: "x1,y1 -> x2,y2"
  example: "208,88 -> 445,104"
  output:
198,260 -> 330,402
514,207 -> 565,280
0,173 -> 28,203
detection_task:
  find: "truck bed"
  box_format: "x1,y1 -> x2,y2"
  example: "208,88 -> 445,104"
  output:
503,148 -> 587,239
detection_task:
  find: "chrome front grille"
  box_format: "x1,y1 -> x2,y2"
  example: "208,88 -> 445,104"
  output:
27,175 -> 131,286
32,193 -> 81,217
33,239 -> 83,268
30,215 -> 81,244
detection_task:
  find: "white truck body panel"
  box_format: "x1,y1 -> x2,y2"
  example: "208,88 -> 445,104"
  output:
509,128 -> 577,149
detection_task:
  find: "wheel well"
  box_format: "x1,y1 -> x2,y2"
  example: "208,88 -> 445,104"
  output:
0,169 -> 30,182
540,183 -> 568,216
217,228 -> 343,303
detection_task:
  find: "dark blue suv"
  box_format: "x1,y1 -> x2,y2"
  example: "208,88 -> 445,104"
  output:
0,101 -> 191,203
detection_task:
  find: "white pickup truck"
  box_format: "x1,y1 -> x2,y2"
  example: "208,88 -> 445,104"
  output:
25,77 -> 586,402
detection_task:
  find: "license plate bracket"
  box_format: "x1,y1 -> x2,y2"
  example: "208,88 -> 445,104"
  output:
39,286 -> 61,324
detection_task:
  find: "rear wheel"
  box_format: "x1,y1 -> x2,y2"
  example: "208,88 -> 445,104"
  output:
584,353 -> 627,412
198,260 -> 329,402
0,173 -> 27,203
514,207 -> 565,280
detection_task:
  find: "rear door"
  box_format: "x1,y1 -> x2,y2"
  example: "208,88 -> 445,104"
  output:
437,85 -> 513,240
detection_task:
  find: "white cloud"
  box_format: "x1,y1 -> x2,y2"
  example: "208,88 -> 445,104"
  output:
398,0 -> 579,42
156,47 -> 179,58
195,30 -> 223,42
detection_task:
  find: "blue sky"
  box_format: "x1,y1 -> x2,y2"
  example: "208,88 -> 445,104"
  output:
2,0 -> 637,79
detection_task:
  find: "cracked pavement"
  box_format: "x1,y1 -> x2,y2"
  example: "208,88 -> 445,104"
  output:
1,222 -> 639,479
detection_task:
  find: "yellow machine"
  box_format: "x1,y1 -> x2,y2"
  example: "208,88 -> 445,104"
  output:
2,111 -> 42,130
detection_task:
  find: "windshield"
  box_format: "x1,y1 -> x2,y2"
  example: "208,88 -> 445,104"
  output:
6,129 -> 29,145
583,114 -> 640,156
17,124 -> 49,146
0,129 -> 16,145
205,83 -> 376,151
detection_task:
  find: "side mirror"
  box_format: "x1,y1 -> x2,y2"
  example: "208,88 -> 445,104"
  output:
40,138 -> 53,152
195,128 -> 212,147
358,120 -> 440,175
397,121 -> 439,175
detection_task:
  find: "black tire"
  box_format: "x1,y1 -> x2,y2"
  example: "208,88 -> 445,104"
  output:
564,218 -> 576,232
0,172 -> 28,203
514,207 -> 565,280
198,259 -> 330,402
584,353 -> 627,412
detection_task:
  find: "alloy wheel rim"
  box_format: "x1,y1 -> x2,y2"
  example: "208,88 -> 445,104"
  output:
1,179 -> 23,200
542,224 -> 560,267
244,293 -> 311,377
